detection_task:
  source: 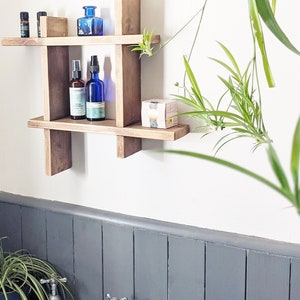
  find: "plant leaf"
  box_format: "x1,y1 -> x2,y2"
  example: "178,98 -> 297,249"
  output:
256,0 -> 300,56
267,144 -> 292,198
291,117 -> 300,205
248,0 -> 275,87
162,149 -> 295,204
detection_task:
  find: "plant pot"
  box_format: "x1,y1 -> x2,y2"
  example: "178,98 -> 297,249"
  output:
0,285 -> 30,300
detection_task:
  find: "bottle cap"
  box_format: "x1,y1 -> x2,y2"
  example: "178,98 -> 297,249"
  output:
37,11 -> 47,20
83,6 -> 97,17
72,60 -> 82,79
20,12 -> 29,21
90,55 -> 99,73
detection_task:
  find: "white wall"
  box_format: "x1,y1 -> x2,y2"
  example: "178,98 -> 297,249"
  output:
1,0 -> 300,243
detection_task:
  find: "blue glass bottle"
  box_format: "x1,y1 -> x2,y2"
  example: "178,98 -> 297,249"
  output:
77,6 -> 103,36
86,55 -> 105,121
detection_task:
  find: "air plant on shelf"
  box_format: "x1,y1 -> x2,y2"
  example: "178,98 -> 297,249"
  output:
132,0 -> 300,214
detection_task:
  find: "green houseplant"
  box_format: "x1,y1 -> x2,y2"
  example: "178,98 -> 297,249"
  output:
0,238 -> 73,300
133,0 -> 300,214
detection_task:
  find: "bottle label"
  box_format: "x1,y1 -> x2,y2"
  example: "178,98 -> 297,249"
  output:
86,102 -> 105,119
20,23 -> 29,38
69,87 -> 86,116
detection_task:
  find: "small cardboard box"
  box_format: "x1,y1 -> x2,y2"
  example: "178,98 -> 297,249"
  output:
141,99 -> 178,129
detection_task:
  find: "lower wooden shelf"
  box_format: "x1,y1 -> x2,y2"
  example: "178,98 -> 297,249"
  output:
28,116 -> 190,141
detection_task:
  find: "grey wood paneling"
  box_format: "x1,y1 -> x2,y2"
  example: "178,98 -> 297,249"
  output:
206,242 -> 246,300
290,258 -> 300,300
168,236 -> 205,300
103,222 -> 134,300
247,250 -> 290,300
21,206 -> 47,260
74,216 -> 103,300
1,194 -> 300,300
46,211 -> 74,293
134,229 -> 168,300
0,202 -> 21,251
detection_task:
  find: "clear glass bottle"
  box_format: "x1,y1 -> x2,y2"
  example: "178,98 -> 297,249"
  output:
86,55 -> 105,121
20,12 -> 30,38
77,6 -> 103,36
37,11 -> 47,37
69,60 -> 86,120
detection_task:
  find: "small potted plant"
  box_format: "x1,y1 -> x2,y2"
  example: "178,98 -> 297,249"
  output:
0,238 -> 73,300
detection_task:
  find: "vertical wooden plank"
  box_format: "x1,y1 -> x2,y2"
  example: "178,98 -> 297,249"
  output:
114,0 -> 140,35
74,216 -> 103,300
46,211 -> 74,292
40,18 -> 72,175
289,258 -> 300,300
21,206 -> 47,260
114,0 -> 142,157
168,236 -> 205,300
44,129 -> 72,176
115,45 -> 141,127
44,46 -> 70,120
206,243 -> 246,300
134,229 -> 168,300
103,222 -> 134,300
247,250 -> 290,300
0,202 -> 21,251
116,136 -> 141,158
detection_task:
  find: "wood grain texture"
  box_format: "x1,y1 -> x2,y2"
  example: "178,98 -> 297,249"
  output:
1,35 -> 160,46
44,129 -> 72,176
40,16 -> 68,38
28,116 -> 189,140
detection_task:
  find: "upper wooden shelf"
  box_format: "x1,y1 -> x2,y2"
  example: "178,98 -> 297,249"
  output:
1,35 -> 160,46
28,116 -> 189,141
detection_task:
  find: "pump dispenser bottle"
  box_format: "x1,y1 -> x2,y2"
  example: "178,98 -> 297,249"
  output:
86,55 -> 105,121
69,60 -> 86,120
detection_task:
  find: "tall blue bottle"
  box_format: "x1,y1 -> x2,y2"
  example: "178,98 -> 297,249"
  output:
86,55 -> 105,121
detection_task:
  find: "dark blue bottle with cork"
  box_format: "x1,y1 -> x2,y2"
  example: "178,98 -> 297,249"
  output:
86,55 -> 105,121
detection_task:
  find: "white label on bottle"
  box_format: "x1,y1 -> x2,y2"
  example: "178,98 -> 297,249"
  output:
69,87 -> 86,116
86,101 -> 105,119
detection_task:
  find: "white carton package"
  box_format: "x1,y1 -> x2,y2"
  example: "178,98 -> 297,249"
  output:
141,99 -> 178,129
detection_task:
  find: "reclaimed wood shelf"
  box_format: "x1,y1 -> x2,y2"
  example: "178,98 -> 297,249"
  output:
1,35 -> 160,47
1,0 -> 189,176
28,116 -> 189,140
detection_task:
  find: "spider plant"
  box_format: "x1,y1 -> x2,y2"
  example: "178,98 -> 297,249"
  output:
0,238 -> 74,300
132,0 -> 300,212
169,51 -> 300,212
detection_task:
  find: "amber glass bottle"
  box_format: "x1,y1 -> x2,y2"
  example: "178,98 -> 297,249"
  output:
69,60 -> 86,119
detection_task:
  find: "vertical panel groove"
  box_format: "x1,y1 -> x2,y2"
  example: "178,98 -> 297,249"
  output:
167,236 -> 169,300
20,206 -> 24,249
101,224 -> 104,300
288,259 -> 292,300
133,230 -> 136,300
204,242 -> 207,300
244,250 -> 248,300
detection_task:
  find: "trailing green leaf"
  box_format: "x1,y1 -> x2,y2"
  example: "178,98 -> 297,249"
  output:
162,149 -> 296,204
291,117 -> 300,206
255,0 -> 300,56
267,144 -> 292,199
248,0 -> 275,87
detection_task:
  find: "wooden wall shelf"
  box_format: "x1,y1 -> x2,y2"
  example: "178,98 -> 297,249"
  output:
28,116 -> 189,140
2,35 -> 160,47
1,0 -> 189,175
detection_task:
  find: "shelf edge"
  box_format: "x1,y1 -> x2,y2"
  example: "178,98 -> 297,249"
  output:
28,116 -> 189,141
1,34 -> 160,46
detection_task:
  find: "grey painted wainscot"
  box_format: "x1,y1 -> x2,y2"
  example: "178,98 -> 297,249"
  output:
0,191 -> 300,300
